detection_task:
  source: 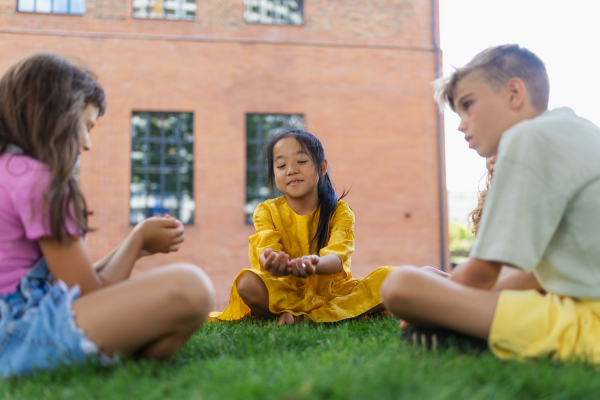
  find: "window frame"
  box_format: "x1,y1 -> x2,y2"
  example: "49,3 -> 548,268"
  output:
132,0 -> 197,20
17,0 -> 85,15
245,113 -> 305,224
243,0 -> 305,26
130,111 -> 195,225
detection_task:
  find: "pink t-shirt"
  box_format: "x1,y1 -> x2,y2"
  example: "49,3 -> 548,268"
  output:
0,153 -> 79,295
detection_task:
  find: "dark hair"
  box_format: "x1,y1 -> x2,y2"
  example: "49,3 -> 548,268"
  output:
0,54 -> 106,242
265,129 -> 348,254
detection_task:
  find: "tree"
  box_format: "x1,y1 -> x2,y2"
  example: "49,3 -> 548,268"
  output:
449,221 -> 474,260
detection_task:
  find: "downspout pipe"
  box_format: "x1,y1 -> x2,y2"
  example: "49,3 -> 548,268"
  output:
431,0 -> 447,271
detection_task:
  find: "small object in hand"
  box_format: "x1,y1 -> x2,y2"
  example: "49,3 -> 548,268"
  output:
301,262 -> 306,268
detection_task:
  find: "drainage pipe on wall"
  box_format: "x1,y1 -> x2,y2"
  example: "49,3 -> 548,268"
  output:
431,0 -> 448,271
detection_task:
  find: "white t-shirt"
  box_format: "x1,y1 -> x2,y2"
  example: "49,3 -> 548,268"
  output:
470,107 -> 600,299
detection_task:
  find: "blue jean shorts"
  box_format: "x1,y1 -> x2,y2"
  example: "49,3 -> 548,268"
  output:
0,259 -> 114,377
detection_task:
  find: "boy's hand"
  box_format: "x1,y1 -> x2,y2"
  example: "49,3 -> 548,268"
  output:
263,248 -> 290,277
287,255 -> 319,279
134,216 -> 184,255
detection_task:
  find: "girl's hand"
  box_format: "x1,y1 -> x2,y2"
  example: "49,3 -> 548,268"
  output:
287,255 -> 318,279
134,216 -> 184,255
262,248 -> 290,277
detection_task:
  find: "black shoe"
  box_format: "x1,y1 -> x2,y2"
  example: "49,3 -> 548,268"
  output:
401,326 -> 489,353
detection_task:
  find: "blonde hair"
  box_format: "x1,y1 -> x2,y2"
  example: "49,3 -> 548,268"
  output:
433,44 -> 550,112
467,170 -> 491,235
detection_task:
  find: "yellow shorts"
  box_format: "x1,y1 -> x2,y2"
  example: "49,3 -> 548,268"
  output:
489,290 -> 600,363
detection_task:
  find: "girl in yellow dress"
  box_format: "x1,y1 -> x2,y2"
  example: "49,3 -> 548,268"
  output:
217,129 -> 394,325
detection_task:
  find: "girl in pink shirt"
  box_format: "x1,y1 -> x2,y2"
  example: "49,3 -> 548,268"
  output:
0,54 -> 214,377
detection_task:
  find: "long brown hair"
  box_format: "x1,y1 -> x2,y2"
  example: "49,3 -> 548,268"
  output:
468,170 -> 491,235
0,54 -> 106,242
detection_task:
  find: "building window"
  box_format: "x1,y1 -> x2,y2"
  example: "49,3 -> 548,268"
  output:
130,112 -> 195,225
17,0 -> 85,14
244,0 -> 304,25
245,114 -> 305,224
133,0 -> 196,20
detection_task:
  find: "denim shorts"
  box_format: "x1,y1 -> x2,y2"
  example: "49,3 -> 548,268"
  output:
0,258 -> 114,377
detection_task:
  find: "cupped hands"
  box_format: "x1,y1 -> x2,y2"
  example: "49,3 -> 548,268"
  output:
287,255 -> 319,278
134,215 -> 184,256
262,248 -> 319,279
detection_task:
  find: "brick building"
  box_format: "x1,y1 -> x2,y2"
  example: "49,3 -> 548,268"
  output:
0,0 -> 447,307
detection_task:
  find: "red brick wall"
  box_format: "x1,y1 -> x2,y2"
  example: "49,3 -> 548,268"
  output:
0,0 -> 422,47
0,0 -> 447,307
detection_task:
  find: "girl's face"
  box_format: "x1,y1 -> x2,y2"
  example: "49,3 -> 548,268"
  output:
78,103 -> 100,154
272,137 -> 324,200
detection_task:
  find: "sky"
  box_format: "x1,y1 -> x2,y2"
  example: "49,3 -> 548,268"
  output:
440,0 -> 600,192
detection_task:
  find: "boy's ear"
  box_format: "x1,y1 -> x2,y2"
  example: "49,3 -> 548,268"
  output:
507,78 -> 527,110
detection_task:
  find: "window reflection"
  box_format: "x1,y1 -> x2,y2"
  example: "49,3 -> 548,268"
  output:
130,112 -> 195,225
18,0 -> 85,14
244,0 -> 304,25
245,114 -> 305,224
133,0 -> 196,20
70,0 -> 84,13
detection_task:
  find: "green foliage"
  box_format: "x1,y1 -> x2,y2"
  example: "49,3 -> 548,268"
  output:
449,221 -> 475,253
2,319 -> 599,399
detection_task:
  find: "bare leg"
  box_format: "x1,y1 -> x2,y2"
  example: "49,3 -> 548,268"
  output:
355,266 -> 448,322
493,266 -> 543,291
236,271 -> 277,319
356,303 -> 387,322
380,266 -> 499,339
364,303 -> 386,314
421,266 -> 451,278
73,263 -> 214,360
422,264 -> 540,291
236,272 -> 304,326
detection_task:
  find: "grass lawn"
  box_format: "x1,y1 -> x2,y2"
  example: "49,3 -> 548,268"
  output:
1,317 -> 599,400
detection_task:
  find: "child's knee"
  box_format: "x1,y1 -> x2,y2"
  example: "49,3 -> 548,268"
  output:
162,263 -> 215,319
236,272 -> 266,306
380,266 -> 423,306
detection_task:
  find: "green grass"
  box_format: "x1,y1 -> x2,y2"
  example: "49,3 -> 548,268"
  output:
2,318 -> 599,400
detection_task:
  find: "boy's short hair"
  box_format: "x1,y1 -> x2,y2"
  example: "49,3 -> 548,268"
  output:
434,44 -> 549,112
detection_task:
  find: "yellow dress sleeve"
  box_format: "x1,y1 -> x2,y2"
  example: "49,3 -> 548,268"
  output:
248,202 -> 283,272
319,201 -> 355,273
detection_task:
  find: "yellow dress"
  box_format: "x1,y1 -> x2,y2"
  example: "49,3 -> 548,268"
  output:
216,196 -> 395,322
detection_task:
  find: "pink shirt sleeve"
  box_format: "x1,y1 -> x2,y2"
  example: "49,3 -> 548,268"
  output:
9,157 -> 80,240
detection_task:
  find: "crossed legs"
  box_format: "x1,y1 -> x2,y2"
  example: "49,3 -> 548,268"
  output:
73,263 -> 215,360
380,266 -> 500,339
236,271 -> 298,325
236,271 -> 277,319
237,271 -> 387,325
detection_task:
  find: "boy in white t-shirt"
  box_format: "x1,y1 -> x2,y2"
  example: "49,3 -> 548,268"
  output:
381,44 -> 600,362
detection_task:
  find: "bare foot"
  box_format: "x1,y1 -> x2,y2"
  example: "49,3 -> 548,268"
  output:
278,312 -> 295,326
